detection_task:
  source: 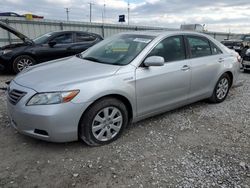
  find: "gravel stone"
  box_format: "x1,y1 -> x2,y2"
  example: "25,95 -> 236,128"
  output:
0,73 -> 249,187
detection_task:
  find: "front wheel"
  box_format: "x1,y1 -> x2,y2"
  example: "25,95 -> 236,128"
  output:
208,73 -> 231,103
13,55 -> 36,74
79,97 -> 128,146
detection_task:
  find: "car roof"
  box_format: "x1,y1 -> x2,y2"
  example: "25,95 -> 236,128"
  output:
49,30 -> 101,36
119,30 -> 209,38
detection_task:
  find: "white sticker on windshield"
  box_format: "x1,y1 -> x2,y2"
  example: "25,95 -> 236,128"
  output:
133,38 -> 151,43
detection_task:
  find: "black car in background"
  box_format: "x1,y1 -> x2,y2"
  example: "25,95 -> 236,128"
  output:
221,34 -> 250,55
0,21 -> 103,73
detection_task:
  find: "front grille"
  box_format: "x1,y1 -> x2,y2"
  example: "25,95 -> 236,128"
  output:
8,89 -> 27,105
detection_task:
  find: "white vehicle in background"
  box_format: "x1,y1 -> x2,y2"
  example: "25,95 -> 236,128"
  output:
180,24 -> 205,32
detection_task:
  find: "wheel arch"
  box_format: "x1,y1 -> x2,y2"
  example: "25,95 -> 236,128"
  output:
11,53 -> 37,64
77,94 -> 134,139
224,71 -> 233,87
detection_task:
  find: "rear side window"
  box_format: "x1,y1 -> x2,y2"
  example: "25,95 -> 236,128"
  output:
147,36 -> 186,62
187,36 -> 212,58
76,33 -> 97,42
52,33 -> 73,44
210,42 -> 222,55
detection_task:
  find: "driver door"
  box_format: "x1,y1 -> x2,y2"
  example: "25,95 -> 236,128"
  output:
35,33 -> 74,62
136,35 -> 191,117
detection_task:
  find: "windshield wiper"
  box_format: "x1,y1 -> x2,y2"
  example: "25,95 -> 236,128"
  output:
83,56 -> 106,64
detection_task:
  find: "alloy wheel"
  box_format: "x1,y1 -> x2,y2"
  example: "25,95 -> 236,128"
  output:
216,78 -> 229,100
92,107 -> 123,142
16,58 -> 33,72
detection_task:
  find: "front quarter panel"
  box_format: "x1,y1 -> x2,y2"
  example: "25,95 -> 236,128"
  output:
65,65 -> 137,118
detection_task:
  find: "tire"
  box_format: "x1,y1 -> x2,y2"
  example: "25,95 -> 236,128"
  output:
208,73 -> 231,103
13,55 -> 36,74
79,97 -> 129,146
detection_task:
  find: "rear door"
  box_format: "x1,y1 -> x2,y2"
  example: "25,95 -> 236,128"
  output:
185,35 -> 224,100
136,35 -> 191,117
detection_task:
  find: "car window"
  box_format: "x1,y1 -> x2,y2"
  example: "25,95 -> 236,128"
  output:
52,33 -> 73,44
210,42 -> 223,55
147,36 -> 186,62
33,33 -> 53,44
81,34 -> 155,65
245,36 -> 250,42
187,36 -> 212,58
76,33 -> 96,42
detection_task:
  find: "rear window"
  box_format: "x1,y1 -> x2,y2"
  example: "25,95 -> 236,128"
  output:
187,36 -> 212,58
76,33 -> 97,42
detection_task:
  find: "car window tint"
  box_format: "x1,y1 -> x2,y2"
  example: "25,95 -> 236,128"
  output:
76,33 -> 96,42
52,33 -> 73,44
210,42 -> 222,55
187,36 -> 212,58
147,36 -> 186,62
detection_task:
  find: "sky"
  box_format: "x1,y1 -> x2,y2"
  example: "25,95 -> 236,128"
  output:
1,0 -> 250,33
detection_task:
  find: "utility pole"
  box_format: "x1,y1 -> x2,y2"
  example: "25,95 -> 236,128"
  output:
103,0 -> 106,24
65,8 -> 69,21
127,0 -> 130,25
89,2 -> 94,23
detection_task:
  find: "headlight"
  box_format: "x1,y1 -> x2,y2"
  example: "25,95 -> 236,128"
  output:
27,90 -> 79,106
246,49 -> 250,56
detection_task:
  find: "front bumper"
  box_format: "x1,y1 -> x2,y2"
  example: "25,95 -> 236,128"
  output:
0,55 -> 12,71
0,63 -> 4,71
7,81 -> 89,143
242,60 -> 250,70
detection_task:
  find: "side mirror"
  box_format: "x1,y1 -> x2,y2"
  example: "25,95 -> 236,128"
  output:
144,56 -> 165,67
48,41 -> 57,47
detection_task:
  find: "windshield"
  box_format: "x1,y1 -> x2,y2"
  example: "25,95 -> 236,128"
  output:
80,34 -> 155,65
33,33 -> 53,44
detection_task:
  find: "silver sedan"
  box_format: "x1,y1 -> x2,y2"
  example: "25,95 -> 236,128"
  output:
6,31 -> 241,146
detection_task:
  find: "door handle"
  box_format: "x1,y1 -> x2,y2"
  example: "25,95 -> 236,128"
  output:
218,58 -> 224,63
181,65 -> 190,71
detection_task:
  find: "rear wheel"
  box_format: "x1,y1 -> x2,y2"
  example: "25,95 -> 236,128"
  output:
13,55 -> 36,74
79,97 -> 128,146
209,73 -> 231,103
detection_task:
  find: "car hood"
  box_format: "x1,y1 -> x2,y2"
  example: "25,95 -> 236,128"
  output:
0,21 -> 33,43
14,56 -> 121,92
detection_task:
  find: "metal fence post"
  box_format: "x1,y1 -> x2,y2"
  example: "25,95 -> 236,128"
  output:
5,19 -> 12,44
101,25 -> 105,38
60,22 -> 63,30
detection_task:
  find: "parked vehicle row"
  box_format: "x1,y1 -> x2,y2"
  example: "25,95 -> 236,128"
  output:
221,34 -> 250,55
0,21 -> 103,73
242,48 -> 250,72
0,12 -> 44,19
6,31 -> 241,146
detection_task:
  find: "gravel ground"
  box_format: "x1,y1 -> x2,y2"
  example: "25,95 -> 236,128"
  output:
0,72 -> 249,188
